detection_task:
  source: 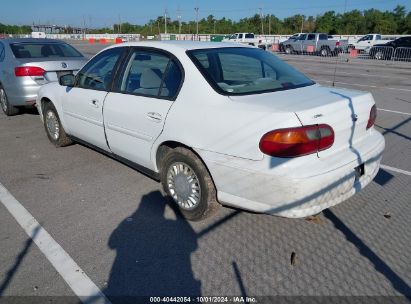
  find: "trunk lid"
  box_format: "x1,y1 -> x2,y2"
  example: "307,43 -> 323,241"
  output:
229,84 -> 375,158
17,58 -> 87,85
291,87 -> 374,157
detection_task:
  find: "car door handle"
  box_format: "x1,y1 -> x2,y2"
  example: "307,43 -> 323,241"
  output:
91,99 -> 99,108
146,112 -> 162,122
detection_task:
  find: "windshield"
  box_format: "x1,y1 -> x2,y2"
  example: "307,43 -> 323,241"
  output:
10,42 -> 83,59
188,47 -> 314,95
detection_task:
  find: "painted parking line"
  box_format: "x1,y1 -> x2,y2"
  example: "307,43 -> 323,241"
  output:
0,182 -> 111,304
380,165 -> 411,176
313,79 -> 411,92
378,108 -> 411,116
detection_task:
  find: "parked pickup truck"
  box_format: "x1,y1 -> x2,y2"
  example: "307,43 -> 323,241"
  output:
279,33 -> 306,51
282,33 -> 346,56
222,33 -> 272,50
349,34 -> 393,53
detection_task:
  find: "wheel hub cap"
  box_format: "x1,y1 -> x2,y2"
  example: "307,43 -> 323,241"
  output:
45,111 -> 60,140
167,162 -> 201,210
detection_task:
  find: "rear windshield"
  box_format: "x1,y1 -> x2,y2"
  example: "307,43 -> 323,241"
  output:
188,47 -> 314,95
10,43 -> 83,59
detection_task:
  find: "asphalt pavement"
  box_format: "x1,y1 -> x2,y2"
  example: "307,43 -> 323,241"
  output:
0,41 -> 410,303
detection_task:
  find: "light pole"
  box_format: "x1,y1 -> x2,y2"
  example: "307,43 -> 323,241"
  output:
300,15 -> 304,33
259,8 -> 264,35
164,9 -> 168,35
194,7 -> 199,41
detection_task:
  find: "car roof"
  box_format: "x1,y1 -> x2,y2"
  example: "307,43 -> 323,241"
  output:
1,38 -> 64,44
108,40 -> 252,52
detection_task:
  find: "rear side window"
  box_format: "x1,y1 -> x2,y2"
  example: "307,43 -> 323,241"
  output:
188,47 -> 314,95
245,33 -> 254,39
319,34 -> 328,40
117,50 -> 183,99
10,43 -> 83,58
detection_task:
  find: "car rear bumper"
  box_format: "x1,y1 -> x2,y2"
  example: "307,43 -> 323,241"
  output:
6,79 -> 42,106
197,130 -> 385,218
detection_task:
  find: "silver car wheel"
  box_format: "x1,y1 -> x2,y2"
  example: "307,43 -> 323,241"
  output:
0,88 -> 7,113
45,110 -> 60,140
167,162 -> 201,210
375,51 -> 383,60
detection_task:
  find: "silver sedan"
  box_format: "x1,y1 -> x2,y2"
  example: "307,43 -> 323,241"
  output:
0,38 -> 87,116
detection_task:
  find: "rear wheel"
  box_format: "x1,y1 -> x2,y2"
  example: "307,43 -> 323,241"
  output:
160,147 -> 219,221
0,85 -> 19,116
285,45 -> 293,54
43,102 -> 73,147
320,47 -> 331,57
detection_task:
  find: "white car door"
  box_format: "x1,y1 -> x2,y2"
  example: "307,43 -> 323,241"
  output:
103,49 -> 183,170
62,47 -> 125,150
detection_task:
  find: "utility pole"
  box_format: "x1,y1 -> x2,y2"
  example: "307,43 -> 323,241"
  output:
259,8 -> 264,35
194,7 -> 199,40
214,20 -> 216,34
268,14 -> 271,35
300,15 -> 304,33
164,9 -> 168,35
177,9 -> 182,38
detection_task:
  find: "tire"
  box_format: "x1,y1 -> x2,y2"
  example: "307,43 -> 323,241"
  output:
43,102 -> 73,147
374,51 -> 384,60
0,85 -> 19,116
320,47 -> 331,57
160,147 -> 219,221
285,46 -> 293,54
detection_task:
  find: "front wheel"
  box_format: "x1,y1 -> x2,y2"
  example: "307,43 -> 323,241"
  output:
160,147 -> 219,221
374,51 -> 384,60
43,102 -> 73,147
285,46 -> 293,54
0,85 -> 19,116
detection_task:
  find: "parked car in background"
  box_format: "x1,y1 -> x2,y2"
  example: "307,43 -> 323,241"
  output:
369,36 -> 411,60
349,34 -> 393,53
222,33 -> 272,50
282,33 -> 347,56
36,41 -> 384,221
0,38 -> 87,116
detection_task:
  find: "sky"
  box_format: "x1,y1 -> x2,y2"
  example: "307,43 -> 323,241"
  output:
0,0 -> 410,28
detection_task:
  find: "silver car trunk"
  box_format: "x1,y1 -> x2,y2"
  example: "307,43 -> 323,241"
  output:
16,58 -> 87,84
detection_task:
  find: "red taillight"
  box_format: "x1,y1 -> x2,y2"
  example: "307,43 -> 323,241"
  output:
259,124 -> 334,157
14,66 -> 45,77
336,41 -> 340,47
367,105 -> 377,129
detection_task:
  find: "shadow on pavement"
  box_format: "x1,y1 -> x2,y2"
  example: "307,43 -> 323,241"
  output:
104,191 -> 200,303
323,209 -> 411,298
0,225 -> 40,296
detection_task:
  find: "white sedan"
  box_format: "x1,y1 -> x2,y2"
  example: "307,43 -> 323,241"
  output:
36,41 -> 385,221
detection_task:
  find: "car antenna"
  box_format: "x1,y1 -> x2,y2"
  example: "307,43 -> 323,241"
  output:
332,50 -> 339,87
333,0 -> 347,87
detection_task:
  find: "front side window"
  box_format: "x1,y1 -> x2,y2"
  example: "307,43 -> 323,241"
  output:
238,34 -> 243,39
117,50 -> 182,99
307,34 -> 316,41
10,43 -> 82,58
188,47 -> 314,95
77,47 -> 123,91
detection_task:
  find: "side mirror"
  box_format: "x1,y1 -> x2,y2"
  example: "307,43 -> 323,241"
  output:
59,74 -> 75,87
